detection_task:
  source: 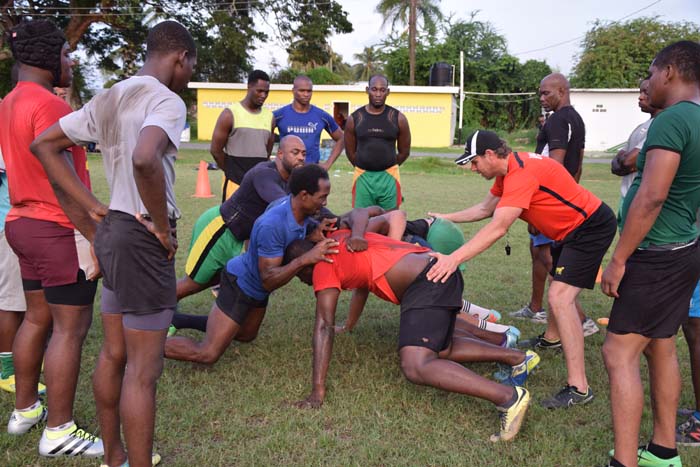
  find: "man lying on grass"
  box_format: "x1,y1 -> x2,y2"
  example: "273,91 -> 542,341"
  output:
286,219 -> 539,442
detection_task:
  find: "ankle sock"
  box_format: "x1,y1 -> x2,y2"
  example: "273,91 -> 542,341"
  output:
0,352 -> 14,379
646,442 -> 677,459
500,389 -> 519,409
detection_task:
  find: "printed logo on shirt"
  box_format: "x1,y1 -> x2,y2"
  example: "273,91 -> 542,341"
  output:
555,266 -> 565,275
285,122 -> 319,134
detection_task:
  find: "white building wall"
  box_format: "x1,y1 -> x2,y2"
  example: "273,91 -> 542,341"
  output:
569,89 -> 649,152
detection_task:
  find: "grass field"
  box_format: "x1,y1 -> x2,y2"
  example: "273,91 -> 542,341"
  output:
2,149 -> 699,467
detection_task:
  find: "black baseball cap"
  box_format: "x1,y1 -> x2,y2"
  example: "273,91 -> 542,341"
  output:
455,130 -> 502,165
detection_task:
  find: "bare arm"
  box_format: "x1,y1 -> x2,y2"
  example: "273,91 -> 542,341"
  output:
296,288 -> 341,408
428,191 -> 500,223
259,238 -> 339,292
320,127 -> 345,171
133,126 -> 176,259
548,148 -> 566,167
31,123 -> 107,242
210,109 -> 233,170
344,114 -> 357,166
602,149 -> 679,298
396,113 -> 411,165
266,117 -> 275,157
426,206 -> 522,283
365,210 -> 407,240
339,288 -> 370,333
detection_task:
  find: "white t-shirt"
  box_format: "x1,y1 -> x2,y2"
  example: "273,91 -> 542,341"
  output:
60,75 -> 186,219
620,118 -> 653,198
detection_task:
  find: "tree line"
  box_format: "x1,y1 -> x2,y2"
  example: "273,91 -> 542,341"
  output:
1,1 -> 698,133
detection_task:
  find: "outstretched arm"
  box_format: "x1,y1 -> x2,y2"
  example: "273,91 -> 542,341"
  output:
427,206 -> 522,283
296,288 -> 341,408
428,191 -> 500,223
259,238 -> 339,292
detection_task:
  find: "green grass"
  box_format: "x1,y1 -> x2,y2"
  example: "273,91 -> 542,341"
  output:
2,150 -> 698,467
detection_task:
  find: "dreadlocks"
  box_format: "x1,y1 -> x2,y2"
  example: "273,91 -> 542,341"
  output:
9,20 -> 66,87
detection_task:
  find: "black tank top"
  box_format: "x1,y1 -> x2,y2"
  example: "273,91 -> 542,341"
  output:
352,105 -> 400,171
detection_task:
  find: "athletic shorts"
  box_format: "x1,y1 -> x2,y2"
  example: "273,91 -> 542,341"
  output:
5,217 -> 97,306
689,281 -> 700,320
352,165 -> 402,210
100,286 -> 174,331
550,203 -> 617,289
530,233 -> 555,247
215,270 -> 268,326
185,206 -> 244,285
94,210 -> 176,313
398,259 -> 463,352
608,241 -> 700,338
0,229 -> 26,311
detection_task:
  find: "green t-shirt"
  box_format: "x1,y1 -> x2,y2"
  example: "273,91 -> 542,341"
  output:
620,101 -> 700,247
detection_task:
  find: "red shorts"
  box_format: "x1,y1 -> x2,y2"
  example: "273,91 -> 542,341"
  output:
5,217 -> 96,288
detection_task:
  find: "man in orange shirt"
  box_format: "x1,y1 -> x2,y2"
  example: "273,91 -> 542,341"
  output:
428,130 -> 616,409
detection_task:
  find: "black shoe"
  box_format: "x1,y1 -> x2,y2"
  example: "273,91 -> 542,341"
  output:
540,384 -> 594,409
519,333 -> 562,350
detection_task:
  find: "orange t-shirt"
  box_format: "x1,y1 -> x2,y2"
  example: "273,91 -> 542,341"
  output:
312,230 -> 429,304
490,152 -> 601,241
0,81 -> 90,229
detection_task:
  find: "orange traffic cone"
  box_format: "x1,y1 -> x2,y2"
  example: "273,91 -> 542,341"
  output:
595,266 -> 603,284
193,160 -> 214,198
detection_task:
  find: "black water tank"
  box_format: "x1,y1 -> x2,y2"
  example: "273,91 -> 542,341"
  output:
429,62 -> 452,86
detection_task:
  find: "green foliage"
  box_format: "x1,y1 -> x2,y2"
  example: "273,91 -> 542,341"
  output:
285,0 -> 352,68
305,67 -> 346,85
571,17 -> 700,88
381,15 -> 551,133
352,46 -> 385,82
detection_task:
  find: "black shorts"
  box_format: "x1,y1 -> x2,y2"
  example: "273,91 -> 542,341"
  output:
398,260 -> 463,352
215,270 -> 268,325
94,210 -> 176,313
608,240 -> 700,338
550,203 -> 616,289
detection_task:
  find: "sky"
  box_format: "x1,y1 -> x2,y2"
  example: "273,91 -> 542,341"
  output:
253,0 -> 700,78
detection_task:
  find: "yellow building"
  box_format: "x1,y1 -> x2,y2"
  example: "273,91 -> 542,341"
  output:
189,83 -> 459,148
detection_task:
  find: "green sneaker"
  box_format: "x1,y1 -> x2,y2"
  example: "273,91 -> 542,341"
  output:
167,325 -> 177,337
608,444 -> 682,467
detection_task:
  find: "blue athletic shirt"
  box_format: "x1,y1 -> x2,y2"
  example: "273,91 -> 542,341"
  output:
273,105 -> 339,163
226,195 -> 312,300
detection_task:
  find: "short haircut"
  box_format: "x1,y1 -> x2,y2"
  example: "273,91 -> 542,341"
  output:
283,238 -> 314,265
293,75 -> 312,87
9,20 -> 65,84
653,40 -> 700,84
368,74 -> 389,87
288,164 -> 329,196
146,21 -> 196,58
248,69 -> 270,84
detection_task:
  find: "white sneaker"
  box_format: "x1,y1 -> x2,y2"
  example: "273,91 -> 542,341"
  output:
7,403 -> 47,435
509,304 -> 548,323
39,423 -> 104,457
582,317 -> 600,337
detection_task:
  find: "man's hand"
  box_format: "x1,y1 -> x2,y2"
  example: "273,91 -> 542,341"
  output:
427,211 -> 447,219
346,236 -> 367,252
425,252 -> 460,283
136,214 -> 178,260
294,391 -> 324,409
303,238 -> 339,265
89,203 -> 109,223
87,243 -> 102,281
601,259 -> 626,299
307,217 -> 338,242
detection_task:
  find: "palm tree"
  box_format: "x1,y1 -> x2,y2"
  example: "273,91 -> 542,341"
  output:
353,46 -> 383,82
375,0 -> 442,85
